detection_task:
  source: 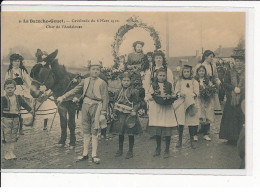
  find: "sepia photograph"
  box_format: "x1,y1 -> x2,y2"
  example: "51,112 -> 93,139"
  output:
1,9 -> 247,172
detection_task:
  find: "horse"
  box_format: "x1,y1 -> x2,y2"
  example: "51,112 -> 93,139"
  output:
30,50 -> 82,148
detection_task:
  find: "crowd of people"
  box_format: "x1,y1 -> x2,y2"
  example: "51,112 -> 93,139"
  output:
1,41 -> 245,166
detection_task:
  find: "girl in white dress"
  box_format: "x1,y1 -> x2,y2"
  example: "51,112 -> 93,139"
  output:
143,50 -> 174,125
195,65 -> 215,141
194,50 -> 222,115
174,65 -> 200,149
5,53 -> 32,135
145,55 -> 178,158
143,51 -> 174,98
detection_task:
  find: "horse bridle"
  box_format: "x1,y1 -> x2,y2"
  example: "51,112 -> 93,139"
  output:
32,67 -> 54,89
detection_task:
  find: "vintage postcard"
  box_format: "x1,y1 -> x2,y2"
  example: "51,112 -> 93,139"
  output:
1,4 -> 249,175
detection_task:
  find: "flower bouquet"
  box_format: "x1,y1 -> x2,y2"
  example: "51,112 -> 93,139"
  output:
199,84 -> 218,103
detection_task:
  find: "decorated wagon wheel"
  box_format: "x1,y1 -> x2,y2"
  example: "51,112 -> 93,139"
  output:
111,15 -> 162,67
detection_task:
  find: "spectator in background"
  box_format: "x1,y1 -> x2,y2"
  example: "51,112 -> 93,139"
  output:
219,48 -> 245,145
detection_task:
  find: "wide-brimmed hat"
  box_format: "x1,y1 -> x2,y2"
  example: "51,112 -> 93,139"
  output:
10,53 -> 24,61
126,115 -> 137,129
133,41 -> 144,48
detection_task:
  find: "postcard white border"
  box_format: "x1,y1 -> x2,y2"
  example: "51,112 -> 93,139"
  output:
0,1 -> 257,183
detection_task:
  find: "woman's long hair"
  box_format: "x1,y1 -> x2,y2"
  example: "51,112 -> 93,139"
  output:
200,50 -> 215,64
194,65 -> 210,85
151,50 -> 168,82
152,50 -> 167,69
7,59 -> 28,74
181,66 -> 193,80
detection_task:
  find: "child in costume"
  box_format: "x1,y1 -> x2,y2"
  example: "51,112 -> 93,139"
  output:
1,79 -> 32,160
146,68 -> 178,158
57,61 -> 109,164
5,53 -> 32,135
195,65 -> 216,141
174,65 -> 200,149
110,72 -> 142,159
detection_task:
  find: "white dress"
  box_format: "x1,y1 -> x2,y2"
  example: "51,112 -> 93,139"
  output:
147,83 -> 178,127
194,62 -> 222,114
173,79 -> 200,126
143,67 -> 174,117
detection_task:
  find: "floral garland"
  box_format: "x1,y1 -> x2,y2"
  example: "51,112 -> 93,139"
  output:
101,67 -> 124,81
111,16 -> 161,67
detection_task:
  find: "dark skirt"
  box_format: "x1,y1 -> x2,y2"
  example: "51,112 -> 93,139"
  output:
110,112 -> 142,135
147,125 -> 177,136
219,102 -> 244,141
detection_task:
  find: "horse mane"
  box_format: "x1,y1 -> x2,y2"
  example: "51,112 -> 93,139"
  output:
30,63 -> 43,78
49,59 -> 78,97
51,59 -> 73,79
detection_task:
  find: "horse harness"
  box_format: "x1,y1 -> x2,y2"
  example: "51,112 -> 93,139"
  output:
31,67 -> 54,88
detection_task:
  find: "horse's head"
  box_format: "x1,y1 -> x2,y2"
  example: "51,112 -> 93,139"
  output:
30,50 -> 58,98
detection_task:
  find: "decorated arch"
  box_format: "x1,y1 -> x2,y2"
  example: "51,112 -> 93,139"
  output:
111,16 -> 162,65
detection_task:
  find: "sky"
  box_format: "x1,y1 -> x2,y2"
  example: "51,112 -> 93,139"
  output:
1,11 -> 245,67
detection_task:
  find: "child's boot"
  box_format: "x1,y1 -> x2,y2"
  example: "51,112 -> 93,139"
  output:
115,135 -> 124,157
189,127 -> 196,149
126,135 -> 134,159
176,126 -> 184,148
193,126 -> 198,142
153,135 -> 161,157
164,136 -> 171,158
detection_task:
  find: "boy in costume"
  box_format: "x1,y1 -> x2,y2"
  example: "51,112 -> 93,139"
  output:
57,61 -> 109,164
1,79 -> 33,160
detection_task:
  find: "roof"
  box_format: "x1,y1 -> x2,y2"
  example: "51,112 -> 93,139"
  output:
214,47 -> 234,58
168,55 -> 200,71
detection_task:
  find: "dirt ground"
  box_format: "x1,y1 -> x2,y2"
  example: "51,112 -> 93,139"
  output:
1,65 -> 241,169
1,113 -> 241,170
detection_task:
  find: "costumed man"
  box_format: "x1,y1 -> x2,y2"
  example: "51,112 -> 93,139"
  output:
57,60 -> 109,164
